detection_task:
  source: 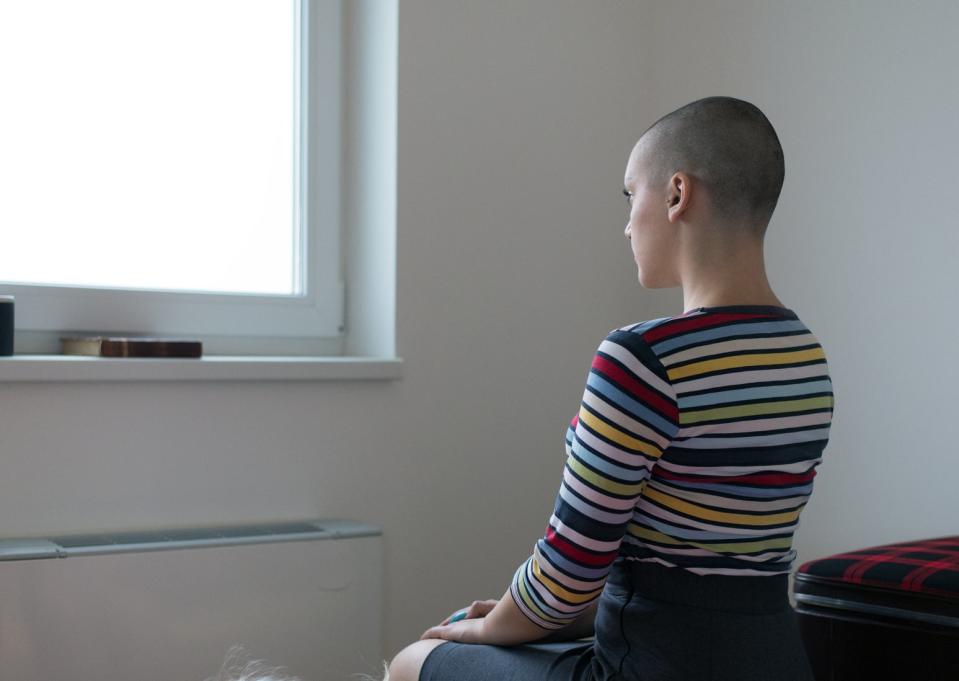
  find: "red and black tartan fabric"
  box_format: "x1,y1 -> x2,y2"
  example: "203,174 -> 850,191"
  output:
796,535 -> 959,601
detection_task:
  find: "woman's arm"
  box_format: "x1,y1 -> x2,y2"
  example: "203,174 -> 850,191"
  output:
422,330 -> 677,648
508,330 -> 678,633
421,587 -> 598,646
536,600 -> 598,643
420,586 -> 549,645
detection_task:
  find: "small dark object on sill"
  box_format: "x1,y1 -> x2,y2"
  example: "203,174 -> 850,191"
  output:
60,336 -> 203,358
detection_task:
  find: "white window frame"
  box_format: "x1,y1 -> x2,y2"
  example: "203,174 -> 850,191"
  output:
3,0 -> 345,355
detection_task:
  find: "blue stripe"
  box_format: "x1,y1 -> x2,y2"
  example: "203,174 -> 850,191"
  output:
570,437 -> 655,481
678,379 -> 834,408
652,319 -> 807,355
636,516 -> 740,540
658,479 -> 815,498
586,374 -> 675,436
621,317 -> 671,334
559,484 -> 633,523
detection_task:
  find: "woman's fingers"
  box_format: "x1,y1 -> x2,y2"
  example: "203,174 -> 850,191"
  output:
421,618 -> 485,644
439,599 -> 498,626
468,599 -> 499,618
439,609 -> 464,626
421,622 -> 454,641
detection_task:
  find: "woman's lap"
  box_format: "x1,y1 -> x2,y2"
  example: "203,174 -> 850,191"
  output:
419,559 -> 815,681
419,638 -> 596,681
418,607 -> 811,681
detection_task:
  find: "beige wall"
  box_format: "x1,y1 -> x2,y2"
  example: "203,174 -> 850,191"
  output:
1,0 -> 956,668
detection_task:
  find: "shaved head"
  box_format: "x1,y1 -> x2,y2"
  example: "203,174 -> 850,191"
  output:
634,96 -> 784,233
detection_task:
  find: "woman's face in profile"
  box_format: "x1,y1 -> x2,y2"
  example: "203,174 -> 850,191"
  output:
624,150 -> 678,289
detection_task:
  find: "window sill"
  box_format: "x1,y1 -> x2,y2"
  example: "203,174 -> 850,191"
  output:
0,354 -> 403,382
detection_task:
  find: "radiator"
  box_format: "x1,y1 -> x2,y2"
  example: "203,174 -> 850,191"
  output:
0,519 -> 383,681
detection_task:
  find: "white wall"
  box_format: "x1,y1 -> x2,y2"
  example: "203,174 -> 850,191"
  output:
0,0 -> 956,671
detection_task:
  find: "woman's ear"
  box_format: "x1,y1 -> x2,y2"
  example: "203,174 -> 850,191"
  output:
666,172 -> 691,222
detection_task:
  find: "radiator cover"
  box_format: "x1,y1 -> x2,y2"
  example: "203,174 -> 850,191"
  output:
0,519 -> 383,681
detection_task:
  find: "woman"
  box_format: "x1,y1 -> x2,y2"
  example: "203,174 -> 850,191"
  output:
389,96 -> 834,681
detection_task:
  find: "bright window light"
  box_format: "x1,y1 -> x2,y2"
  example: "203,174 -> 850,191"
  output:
0,0 -> 298,296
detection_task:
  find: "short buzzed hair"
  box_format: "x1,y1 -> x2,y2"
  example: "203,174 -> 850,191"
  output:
637,96 -> 784,231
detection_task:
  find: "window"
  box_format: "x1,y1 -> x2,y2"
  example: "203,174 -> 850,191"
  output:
0,1 -> 345,356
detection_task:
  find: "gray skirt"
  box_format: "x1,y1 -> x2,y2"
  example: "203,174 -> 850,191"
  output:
419,558 -> 815,681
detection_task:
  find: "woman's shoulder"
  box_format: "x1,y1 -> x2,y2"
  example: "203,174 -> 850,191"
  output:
613,315 -> 679,336
603,305 -> 816,370
612,305 -> 806,341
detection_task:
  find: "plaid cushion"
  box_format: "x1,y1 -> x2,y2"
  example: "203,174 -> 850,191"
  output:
797,536 -> 959,601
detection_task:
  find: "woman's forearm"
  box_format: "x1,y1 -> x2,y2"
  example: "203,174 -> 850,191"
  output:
536,600 -> 598,643
423,586 -> 602,647
480,589 -> 600,646
479,588 -> 554,645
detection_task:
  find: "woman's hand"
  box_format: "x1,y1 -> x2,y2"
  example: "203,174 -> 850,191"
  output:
440,599 -> 499,626
423,588 -> 556,646
420,599 -> 499,642
420,616 -> 486,643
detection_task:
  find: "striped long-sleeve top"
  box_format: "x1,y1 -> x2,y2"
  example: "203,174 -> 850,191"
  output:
510,305 -> 835,630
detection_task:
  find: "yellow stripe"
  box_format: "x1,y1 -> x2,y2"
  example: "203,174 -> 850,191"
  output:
667,347 -> 825,381
578,407 -> 662,459
628,525 -> 685,545
568,456 -> 645,497
680,395 -> 833,425
532,559 -> 603,604
644,486 -> 802,526
517,565 -> 567,626
630,525 -> 793,553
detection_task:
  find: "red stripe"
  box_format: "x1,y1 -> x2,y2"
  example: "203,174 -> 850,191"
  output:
800,551 -> 959,598
903,559 -> 959,592
868,538 -> 959,552
820,555 -> 959,571
546,527 -> 617,568
644,312 -> 779,344
592,355 -> 678,422
844,546 -> 914,584
855,579 -> 957,599
654,467 -> 817,486
824,547 -> 959,564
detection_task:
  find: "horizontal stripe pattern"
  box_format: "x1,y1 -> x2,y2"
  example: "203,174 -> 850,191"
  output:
511,307 -> 834,629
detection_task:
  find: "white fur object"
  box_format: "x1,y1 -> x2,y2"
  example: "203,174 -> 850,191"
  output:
353,660 -> 391,681
205,646 -> 304,681
207,646 -> 390,681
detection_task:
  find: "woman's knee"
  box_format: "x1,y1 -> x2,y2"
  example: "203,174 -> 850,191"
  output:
387,639 -> 447,681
